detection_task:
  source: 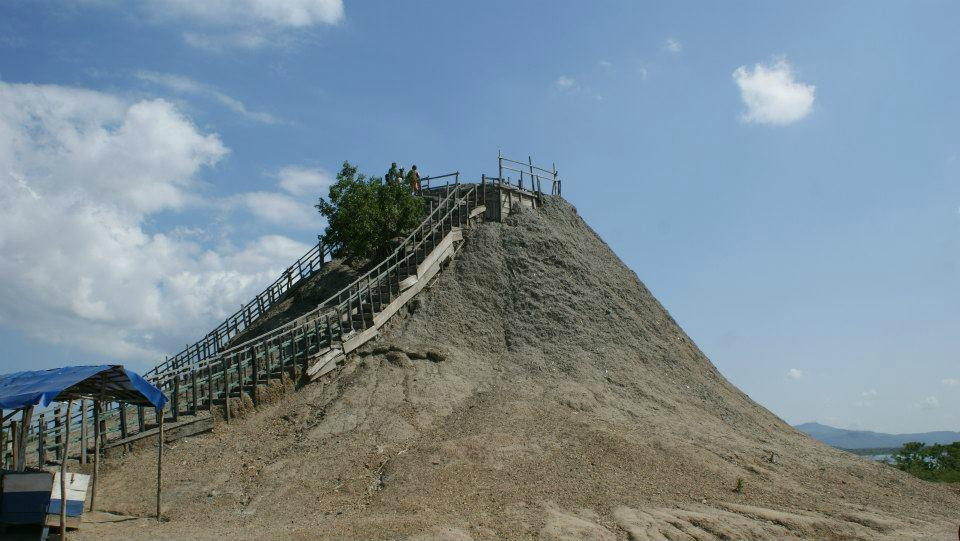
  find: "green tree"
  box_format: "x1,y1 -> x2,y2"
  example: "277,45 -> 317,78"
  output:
316,161 -> 423,261
891,441 -> 960,482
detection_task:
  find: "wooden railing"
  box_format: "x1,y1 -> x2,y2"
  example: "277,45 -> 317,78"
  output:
144,240 -> 333,380
419,171 -> 459,192
498,152 -> 562,196
3,182 -> 487,468
1,153 -> 559,470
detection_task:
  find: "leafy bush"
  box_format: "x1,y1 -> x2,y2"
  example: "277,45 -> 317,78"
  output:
316,161 -> 423,261
891,441 -> 960,482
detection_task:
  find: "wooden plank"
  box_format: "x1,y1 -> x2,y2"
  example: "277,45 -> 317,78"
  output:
306,347 -> 344,380
103,414 -> 212,450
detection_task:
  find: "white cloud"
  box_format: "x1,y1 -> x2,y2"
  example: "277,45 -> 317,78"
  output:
553,75 -> 579,93
920,396 -> 940,409
149,0 -> 344,28
277,165 -> 333,197
599,60 -> 613,69
665,38 -> 681,54
551,75 -> 603,101
732,58 -> 815,126
854,389 -> 877,408
145,0 -> 344,50
0,81 -> 309,365
226,165 -> 332,230
182,31 -> 271,52
135,71 -> 285,124
238,191 -> 322,230
786,368 -> 803,380
942,378 -> 959,387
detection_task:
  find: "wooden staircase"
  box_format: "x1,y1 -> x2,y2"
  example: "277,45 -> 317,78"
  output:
4,159 -> 557,469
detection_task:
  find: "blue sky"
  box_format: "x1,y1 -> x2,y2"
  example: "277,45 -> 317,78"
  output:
0,1 -> 957,433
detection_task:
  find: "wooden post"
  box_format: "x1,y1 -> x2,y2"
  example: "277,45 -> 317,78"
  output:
156,409 -> 164,522
287,334 -> 297,381
304,323 -> 314,374
172,375 -> 180,423
54,405 -> 62,461
528,156 -> 535,193
118,402 -> 128,441
222,357 -> 230,424
18,406 -> 33,470
206,362 -> 213,411
191,369 -> 198,415
552,162 -> 560,196
59,400 -> 72,540
137,406 -> 145,434
265,341 -> 273,384
238,353 -> 247,405
335,304 -> 344,339
37,413 -> 46,467
80,400 -> 87,465
97,409 -> 106,448
250,347 -> 259,407
3,422 -> 9,470
90,401 -> 100,511
10,421 -> 17,471
498,177 -> 504,221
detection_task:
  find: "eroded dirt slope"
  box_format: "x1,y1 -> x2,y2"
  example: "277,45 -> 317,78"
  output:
84,199 -> 960,540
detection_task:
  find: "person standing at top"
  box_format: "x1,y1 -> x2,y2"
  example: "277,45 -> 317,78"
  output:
386,162 -> 400,184
406,164 -> 420,192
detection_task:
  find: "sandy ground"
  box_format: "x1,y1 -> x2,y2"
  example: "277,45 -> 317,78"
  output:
80,199 -> 960,540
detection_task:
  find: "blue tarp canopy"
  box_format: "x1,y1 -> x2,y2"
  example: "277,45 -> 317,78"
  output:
0,365 -> 167,410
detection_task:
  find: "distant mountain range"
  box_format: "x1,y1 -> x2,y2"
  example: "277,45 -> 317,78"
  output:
795,422 -> 960,449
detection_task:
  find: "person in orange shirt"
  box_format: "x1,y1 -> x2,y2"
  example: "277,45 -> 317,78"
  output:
406,164 -> 420,192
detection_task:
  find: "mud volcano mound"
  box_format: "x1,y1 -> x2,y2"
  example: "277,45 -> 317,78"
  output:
88,198 -> 960,540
